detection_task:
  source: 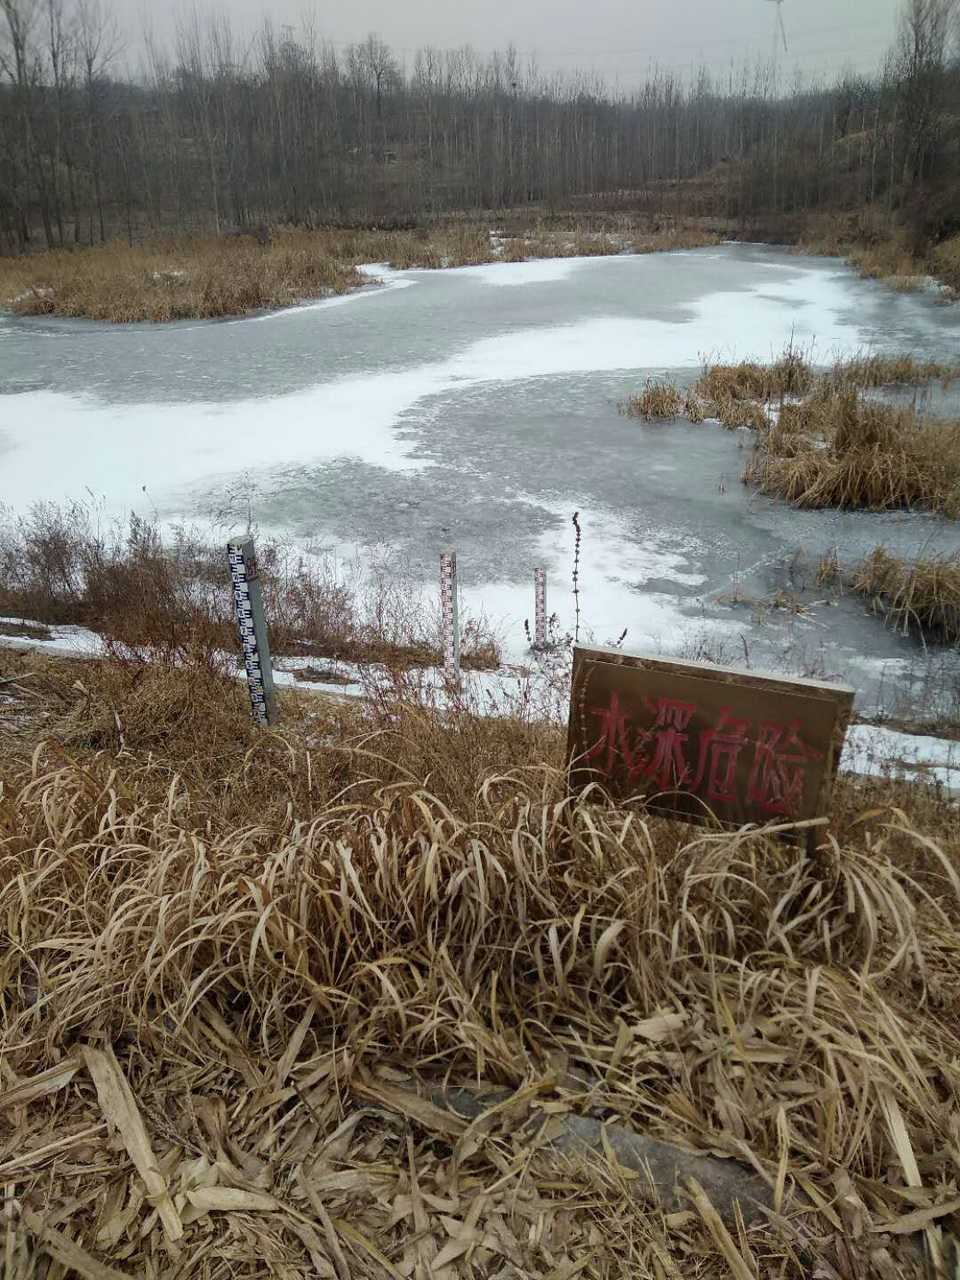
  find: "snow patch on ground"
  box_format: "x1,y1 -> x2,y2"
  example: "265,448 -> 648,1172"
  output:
842,722 -> 960,789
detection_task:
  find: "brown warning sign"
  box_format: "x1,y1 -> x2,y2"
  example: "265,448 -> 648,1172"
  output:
568,647 -> 854,828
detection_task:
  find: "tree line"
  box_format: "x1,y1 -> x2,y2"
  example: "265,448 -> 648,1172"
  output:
1,0 -> 958,254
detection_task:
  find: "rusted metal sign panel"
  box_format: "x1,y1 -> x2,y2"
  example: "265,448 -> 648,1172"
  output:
568,646 -> 854,827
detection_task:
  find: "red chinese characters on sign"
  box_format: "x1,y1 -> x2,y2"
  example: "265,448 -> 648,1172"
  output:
587,691 -> 822,818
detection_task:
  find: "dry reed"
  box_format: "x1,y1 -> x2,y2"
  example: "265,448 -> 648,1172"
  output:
821,353 -> 960,392
797,215 -> 931,293
695,346 -> 813,404
853,547 -> 960,645
621,379 -> 685,420
932,234 -> 960,293
744,392 -> 960,514
1,647 -> 958,1276
0,222 -> 722,323
619,346 -> 960,440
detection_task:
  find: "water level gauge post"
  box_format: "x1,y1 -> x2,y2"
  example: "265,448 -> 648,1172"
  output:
534,566 -> 548,649
228,536 -> 278,726
440,549 -> 461,690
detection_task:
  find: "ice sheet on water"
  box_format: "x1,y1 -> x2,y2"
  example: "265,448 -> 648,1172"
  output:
449,258 -> 588,287
0,252 -> 899,515
250,271 -> 417,321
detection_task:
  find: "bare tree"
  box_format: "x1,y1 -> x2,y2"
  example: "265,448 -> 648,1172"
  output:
0,0 -> 958,254
895,0 -> 957,181
76,0 -> 120,241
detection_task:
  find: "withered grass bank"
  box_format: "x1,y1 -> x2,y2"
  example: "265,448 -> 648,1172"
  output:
0,219 -> 722,323
1,644 -> 958,1277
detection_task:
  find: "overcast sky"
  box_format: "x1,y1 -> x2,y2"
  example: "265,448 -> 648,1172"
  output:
121,0 -> 904,85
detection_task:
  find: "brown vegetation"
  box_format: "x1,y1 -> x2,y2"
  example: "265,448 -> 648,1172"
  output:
619,349 -> 960,514
620,379 -> 685,421
694,345 -> 814,404
796,212 -> 934,293
0,221 -> 722,323
621,346 -> 960,437
853,547 -> 960,645
744,391 -> 960,515
0,503 -> 501,670
0,232 -> 365,323
932,234 -> 960,293
820,351 -> 960,392
793,215 -> 960,299
0,642 -> 958,1277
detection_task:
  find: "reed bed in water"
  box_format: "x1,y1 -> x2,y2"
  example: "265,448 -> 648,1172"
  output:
1,647 -> 959,1277
693,346 -> 815,404
819,353 -> 960,393
620,349 -> 960,432
744,391 -> 960,514
620,379 -> 686,420
853,547 -> 960,645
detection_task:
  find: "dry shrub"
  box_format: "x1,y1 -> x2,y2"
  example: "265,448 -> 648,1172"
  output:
0,503 -> 502,671
932,234 -> 960,293
0,648 -> 958,1276
621,379 -> 685,420
853,547 -> 960,644
745,391 -> 960,514
0,503 -> 229,666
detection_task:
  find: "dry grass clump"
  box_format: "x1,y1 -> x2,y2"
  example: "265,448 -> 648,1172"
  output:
621,379 -> 685,420
744,391 -> 960,514
0,502 -> 502,671
714,395 -> 769,429
629,224 -> 723,253
1,647 -> 959,1276
847,238 -> 928,291
0,231 -> 365,323
620,380 -> 714,424
695,346 -> 813,405
853,547 -> 960,645
372,223 -> 495,269
619,347 -> 958,458
823,352 -> 960,392
796,212 -> 960,298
